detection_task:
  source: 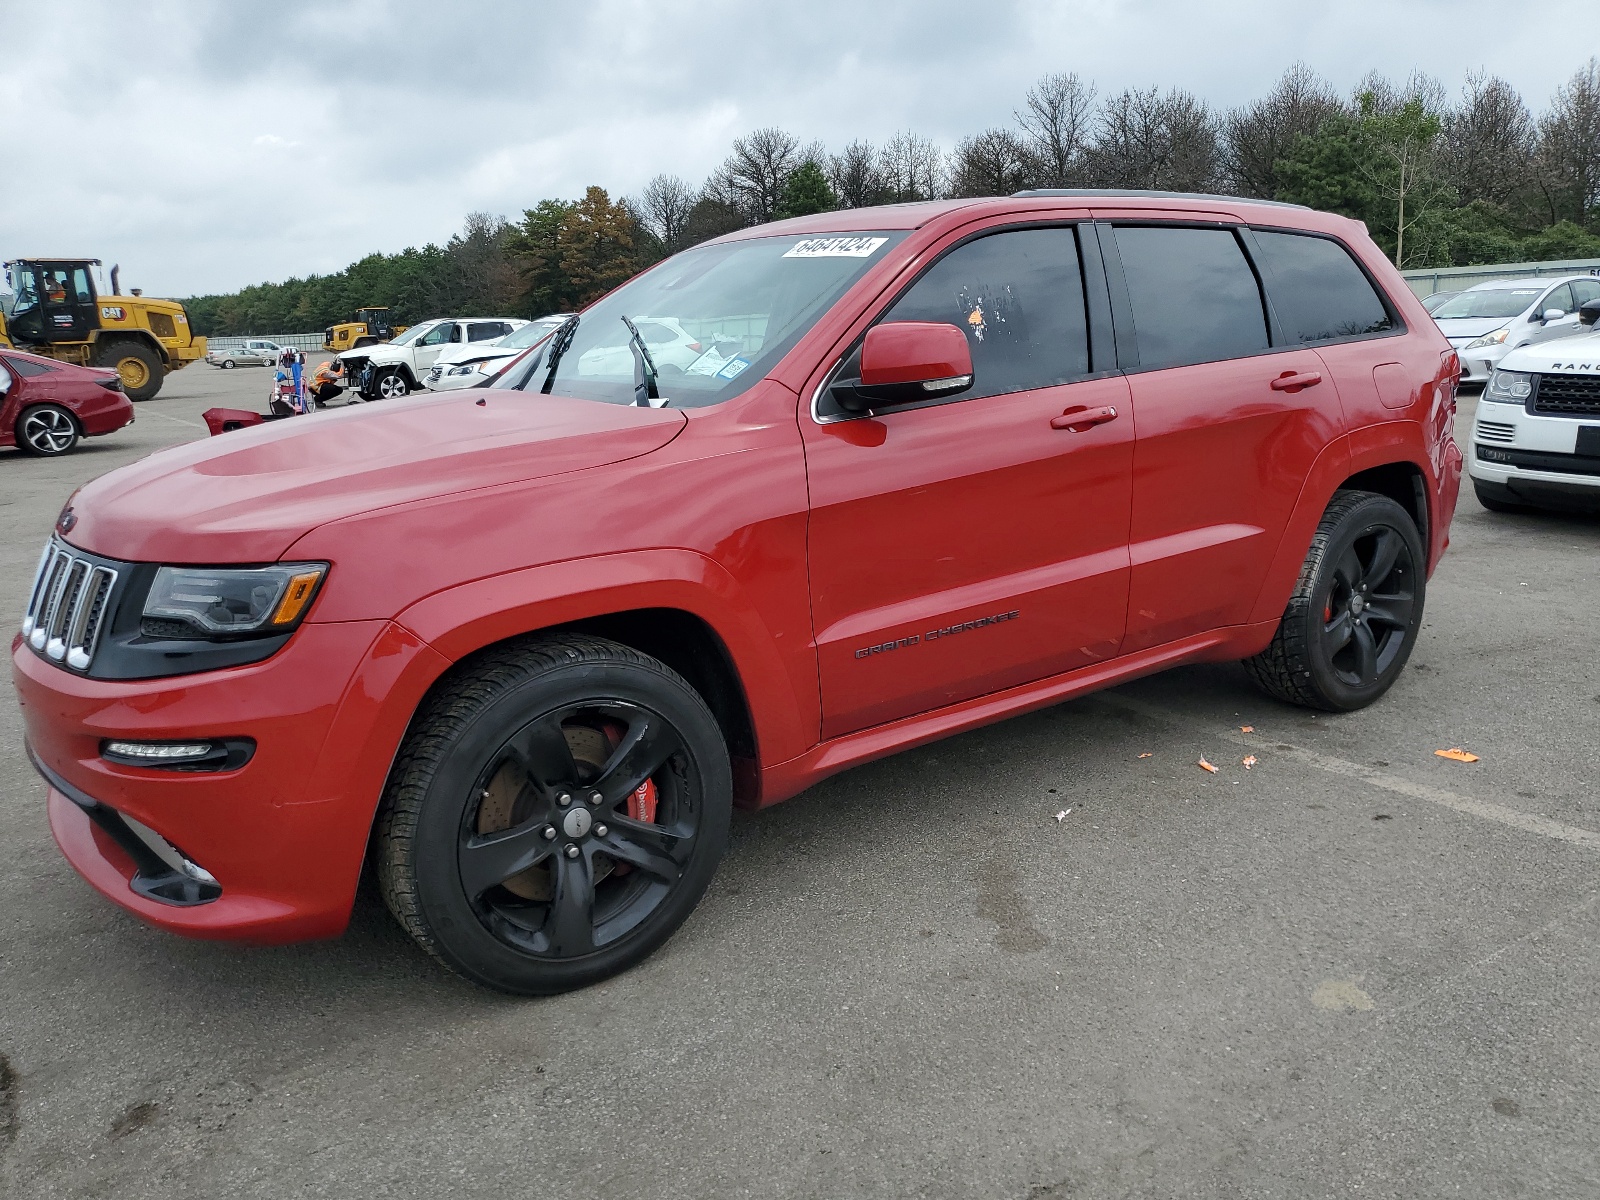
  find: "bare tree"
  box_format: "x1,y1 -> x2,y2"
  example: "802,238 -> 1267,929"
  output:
829,140 -> 887,208
1015,71 -> 1097,187
635,174 -> 696,252
1088,87 -> 1220,191
712,127 -> 802,223
441,212 -> 520,312
1440,72 -> 1535,211
1535,57 -> 1600,227
1356,70 -> 1448,118
880,131 -> 945,201
1221,63 -> 1344,197
1361,98 -> 1454,268
948,129 -> 1036,197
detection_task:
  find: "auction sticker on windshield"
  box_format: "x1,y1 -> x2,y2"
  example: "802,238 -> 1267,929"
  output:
783,236 -> 888,259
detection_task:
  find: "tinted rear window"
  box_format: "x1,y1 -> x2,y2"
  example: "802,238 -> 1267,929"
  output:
1113,226 -> 1268,370
1252,230 -> 1394,343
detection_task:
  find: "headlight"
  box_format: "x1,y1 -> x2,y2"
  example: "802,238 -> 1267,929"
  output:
1484,369 -> 1532,403
446,363 -> 482,376
142,563 -> 327,639
1466,327 -> 1509,350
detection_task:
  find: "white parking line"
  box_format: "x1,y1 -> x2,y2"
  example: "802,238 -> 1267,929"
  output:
1096,692 -> 1600,854
138,408 -> 206,430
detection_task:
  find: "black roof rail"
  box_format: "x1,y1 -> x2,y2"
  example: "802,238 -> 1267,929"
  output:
1012,189 -> 1308,210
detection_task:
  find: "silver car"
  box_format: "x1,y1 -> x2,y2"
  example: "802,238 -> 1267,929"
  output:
1433,276 -> 1600,384
206,339 -> 284,369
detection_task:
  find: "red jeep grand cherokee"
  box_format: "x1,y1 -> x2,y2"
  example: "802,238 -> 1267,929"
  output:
14,193 -> 1461,994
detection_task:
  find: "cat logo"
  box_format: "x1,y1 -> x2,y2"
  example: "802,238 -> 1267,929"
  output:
101,306 -> 126,320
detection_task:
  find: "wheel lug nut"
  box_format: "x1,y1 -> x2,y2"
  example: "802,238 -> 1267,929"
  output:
594,824 -> 608,838
541,825 -> 555,840
557,793 -> 572,807
564,844 -> 580,859
590,790 -> 603,804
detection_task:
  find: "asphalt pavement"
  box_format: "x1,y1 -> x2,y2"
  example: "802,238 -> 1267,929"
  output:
2,367 -> 1598,1199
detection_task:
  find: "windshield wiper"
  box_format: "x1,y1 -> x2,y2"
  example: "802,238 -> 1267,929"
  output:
538,314 -> 581,393
620,315 -> 667,407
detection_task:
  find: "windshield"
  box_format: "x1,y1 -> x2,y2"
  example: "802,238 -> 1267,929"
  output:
494,232 -> 906,406
387,322 -> 433,347
497,318 -> 566,351
1433,288 -> 1542,320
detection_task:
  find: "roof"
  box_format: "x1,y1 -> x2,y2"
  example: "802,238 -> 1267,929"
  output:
4,258 -> 102,266
1014,188 -> 1307,209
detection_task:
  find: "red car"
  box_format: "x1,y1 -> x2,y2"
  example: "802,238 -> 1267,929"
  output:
1,347 -> 133,457
14,193 -> 1462,994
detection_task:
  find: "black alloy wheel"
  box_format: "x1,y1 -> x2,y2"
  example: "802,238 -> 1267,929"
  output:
377,635 -> 731,994
16,404 -> 80,456
1244,490 -> 1426,712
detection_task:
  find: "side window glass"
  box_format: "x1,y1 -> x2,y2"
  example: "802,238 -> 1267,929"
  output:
1542,284 -> 1573,315
468,322 -> 502,342
418,323 -> 452,347
1114,226 -> 1268,369
1251,230 -> 1395,344
71,268 -> 93,303
9,357 -> 57,377
879,227 -> 1089,401
1570,280 -> 1600,307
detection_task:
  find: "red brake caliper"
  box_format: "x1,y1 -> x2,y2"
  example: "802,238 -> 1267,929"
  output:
599,722 -> 658,877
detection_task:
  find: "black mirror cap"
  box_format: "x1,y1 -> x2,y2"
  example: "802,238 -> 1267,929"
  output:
828,373 -> 975,414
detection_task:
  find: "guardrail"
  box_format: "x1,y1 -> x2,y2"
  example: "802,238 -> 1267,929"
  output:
1402,258 -> 1600,298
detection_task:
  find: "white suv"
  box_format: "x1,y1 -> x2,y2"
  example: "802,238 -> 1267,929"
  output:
1468,301 -> 1600,513
1433,275 -> 1600,384
425,314 -> 573,391
338,317 -> 526,399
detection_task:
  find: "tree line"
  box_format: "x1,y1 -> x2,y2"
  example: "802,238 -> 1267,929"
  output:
185,59 -> 1600,336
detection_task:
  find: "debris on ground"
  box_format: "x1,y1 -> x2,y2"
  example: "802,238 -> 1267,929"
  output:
1242,755 -> 1258,770
1240,725 -> 1255,733
1055,809 -> 1070,822
1435,747 -> 1481,763
1198,758 -> 1219,774
1138,752 -> 1153,759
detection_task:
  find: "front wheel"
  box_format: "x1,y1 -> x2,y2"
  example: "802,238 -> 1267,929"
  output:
95,340 -> 163,401
376,635 -> 732,995
1243,490 -> 1425,712
15,404 -> 81,456
375,369 -> 409,399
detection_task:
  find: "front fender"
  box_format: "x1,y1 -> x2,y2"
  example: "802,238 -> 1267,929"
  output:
394,548 -> 817,769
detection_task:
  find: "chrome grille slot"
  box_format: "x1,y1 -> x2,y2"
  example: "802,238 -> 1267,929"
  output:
1476,420 -> 1515,444
19,541 -> 120,673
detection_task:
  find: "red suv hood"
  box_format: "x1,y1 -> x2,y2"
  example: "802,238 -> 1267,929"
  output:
65,391 -> 687,563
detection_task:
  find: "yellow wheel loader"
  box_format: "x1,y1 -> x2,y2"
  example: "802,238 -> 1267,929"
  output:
0,259 -> 205,402
322,306 -> 407,353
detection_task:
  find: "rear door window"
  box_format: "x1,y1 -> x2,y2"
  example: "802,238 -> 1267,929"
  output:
1571,279 -> 1600,308
1113,226 -> 1268,369
879,226 -> 1089,400
1250,230 -> 1395,343
1541,283 -> 1574,316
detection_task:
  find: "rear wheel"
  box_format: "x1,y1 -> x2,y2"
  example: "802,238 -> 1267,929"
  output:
1243,491 -> 1425,712
95,340 -> 163,401
220,359 -> 236,369
376,635 -> 732,995
375,369 -> 410,399
16,404 -> 80,456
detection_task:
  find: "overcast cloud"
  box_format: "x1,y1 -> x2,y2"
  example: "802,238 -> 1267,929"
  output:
1,0 -> 1592,297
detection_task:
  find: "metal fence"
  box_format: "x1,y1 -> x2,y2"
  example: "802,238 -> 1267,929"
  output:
204,332 -> 326,352
1401,258 -> 1600,298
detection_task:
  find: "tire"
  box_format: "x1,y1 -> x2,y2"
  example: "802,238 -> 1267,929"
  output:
376,634 -> 732,995
374,369 -> 410,400
1243,490 -> 1425,712
15,404 -> 81,456
1472,479 -> 1536,514
221,359 -> 236,369
95,339 -> 163,402
353,336 -> 378,349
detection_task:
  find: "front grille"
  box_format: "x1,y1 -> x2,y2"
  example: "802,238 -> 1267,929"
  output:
1532,373 -> 1600,417
21,541 -> 119,672
1476,420 -> 1516,443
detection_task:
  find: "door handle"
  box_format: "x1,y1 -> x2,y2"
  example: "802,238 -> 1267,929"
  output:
1270,370 -> 1322,392
1051,405 -> 1119,431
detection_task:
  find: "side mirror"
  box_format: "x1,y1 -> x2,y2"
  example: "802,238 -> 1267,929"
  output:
832,322 -> 974,413
1579,299 -> 1600,328
1542,308 -> 1567,323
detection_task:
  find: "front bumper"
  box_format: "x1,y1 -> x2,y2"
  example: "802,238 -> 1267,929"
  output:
1457,343 -> 1508,382
13,619 -> 450,943
1468,398 -> 1600,504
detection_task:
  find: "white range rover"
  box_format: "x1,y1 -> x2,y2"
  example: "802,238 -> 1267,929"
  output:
337,316 -> 526,399
1469,301 -> 1600,513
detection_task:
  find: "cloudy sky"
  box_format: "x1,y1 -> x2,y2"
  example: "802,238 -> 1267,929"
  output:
1,0 -> 1592,298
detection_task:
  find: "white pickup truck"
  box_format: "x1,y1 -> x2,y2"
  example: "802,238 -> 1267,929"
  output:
337,316 -> 525,399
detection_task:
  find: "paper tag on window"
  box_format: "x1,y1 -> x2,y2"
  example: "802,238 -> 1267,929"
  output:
783,236 -> 888,259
